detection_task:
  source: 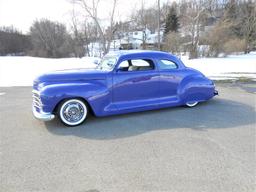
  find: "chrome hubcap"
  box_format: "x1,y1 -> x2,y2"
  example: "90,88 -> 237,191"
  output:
63,103 -> 84,123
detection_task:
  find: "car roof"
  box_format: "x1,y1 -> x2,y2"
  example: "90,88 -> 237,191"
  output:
106,50 -> 186,69
107,50 -> 175,58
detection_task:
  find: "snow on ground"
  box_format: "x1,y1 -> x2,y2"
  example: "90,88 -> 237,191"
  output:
0,52 -> 255,87
181,52 -> 256,80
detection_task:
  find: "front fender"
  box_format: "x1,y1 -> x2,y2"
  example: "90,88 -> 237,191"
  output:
178,74 -> 215,104
39,80 -> 110,115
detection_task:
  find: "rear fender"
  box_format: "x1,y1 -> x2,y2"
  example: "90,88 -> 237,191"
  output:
178,74 -> 215,104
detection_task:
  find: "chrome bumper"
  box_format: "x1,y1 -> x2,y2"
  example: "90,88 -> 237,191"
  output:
32,107 -> 55,121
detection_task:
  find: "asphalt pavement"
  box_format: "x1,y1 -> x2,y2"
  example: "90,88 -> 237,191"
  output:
0,82 -> 255,192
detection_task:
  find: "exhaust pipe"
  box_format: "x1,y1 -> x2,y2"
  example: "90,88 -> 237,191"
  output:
214,90 -> 219,96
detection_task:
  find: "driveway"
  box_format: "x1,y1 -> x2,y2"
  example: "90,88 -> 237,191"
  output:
0,83 -> 255,192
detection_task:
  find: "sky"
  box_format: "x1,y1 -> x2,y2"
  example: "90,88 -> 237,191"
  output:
0,0 -> 170,33
0,0 -> 72,33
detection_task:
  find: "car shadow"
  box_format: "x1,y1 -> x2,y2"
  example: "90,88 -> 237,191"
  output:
44,98 -> 255,140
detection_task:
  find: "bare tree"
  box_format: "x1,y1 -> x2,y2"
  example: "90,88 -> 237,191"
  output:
206,19 -> 233,56
180,0 -> 211,59
131,1 -> 160,32
157,0 -> 161,50
130,0 -> 156,49
163,32 -> 182,54
241,1 -> 256,53
30,19 -> 72,58
0,26 -> 31,56
70,6 -> 88,57
73,0 -> 118,54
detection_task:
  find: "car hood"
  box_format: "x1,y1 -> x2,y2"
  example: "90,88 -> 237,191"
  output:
34,68 -> 109,87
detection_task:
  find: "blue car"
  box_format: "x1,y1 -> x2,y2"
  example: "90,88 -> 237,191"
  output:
32,50 -> 218,126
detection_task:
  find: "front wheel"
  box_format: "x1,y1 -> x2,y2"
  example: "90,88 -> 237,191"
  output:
58,99 -> 87,126
185,101 -> 198,107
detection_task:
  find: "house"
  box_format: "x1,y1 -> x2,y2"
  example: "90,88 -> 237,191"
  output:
88,28 -> 164,56
110,28 -> 164,51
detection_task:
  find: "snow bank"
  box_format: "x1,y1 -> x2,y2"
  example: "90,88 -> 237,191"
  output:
182,52 -> 256,80
0,53 -> 255,87
0,57 -> 98,87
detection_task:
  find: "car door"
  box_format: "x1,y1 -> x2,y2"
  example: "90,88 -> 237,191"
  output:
157,59 -> 183,101
112,58 -> 159,111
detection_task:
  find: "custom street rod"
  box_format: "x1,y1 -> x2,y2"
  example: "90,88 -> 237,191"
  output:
32,50 -> 218,126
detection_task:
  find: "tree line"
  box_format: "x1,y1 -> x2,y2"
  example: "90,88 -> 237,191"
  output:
163,0 -> 256,58
0,26 -> 31,56
0,0 -> 255,58
0,20 -> 85,58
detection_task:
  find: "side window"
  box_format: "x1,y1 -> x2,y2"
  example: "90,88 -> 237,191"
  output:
119,60 -> 129,68
158,59 -> 178,70
117,59 -> 155,72
118,60 -> 129,71
129,59 -> 154,71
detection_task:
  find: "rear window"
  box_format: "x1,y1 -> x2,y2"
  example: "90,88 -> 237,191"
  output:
158,59 -> 178,70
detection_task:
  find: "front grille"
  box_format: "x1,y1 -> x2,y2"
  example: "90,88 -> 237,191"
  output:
32,90 -> 42,109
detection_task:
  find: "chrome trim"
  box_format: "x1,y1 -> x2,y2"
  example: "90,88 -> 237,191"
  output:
32,89 -> 54,121
32,95 -> 40,99
32,89 -> 40,94
32,106 -> 55,121
33,101 -> 41,108
32,89 -> 42,108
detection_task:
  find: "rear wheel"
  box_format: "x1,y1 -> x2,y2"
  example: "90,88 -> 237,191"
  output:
186,101 -> 198,107
58,99 -> 87,126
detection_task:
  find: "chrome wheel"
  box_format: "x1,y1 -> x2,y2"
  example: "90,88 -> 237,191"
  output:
59,99 -> 87,126
186,101 -> 198,107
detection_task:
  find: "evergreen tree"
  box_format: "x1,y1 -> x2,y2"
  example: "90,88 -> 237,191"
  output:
164,6 -> 179,34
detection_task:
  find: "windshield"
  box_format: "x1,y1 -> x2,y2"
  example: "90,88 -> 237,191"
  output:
97,56 -> 117,71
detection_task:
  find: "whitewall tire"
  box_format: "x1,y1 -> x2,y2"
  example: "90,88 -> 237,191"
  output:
186,101 -> 198,107
58,99 -> 87,126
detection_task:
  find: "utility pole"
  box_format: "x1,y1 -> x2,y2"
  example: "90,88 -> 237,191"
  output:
157,0 -> 161,50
